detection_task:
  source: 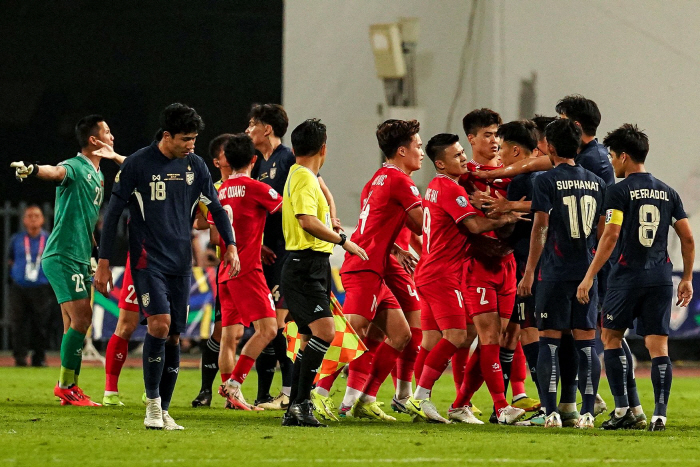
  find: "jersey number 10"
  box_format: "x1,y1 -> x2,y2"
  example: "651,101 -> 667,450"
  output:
562,195 -> 597,239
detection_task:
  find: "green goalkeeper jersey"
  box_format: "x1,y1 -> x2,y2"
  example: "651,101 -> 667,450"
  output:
43,153 -> 105,264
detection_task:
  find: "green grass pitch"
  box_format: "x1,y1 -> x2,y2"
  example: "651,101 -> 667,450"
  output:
2,366 -> 700,466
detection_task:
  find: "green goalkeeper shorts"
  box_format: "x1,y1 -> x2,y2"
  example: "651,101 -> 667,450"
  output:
42,255 -> 92,304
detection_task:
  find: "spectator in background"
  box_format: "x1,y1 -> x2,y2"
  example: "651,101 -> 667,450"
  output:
7,205 -> 57,367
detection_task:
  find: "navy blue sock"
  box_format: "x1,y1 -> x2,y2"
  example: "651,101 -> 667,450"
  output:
272,329 -> 294,389
522,341 -> 540,394
575,339 -> 600,415
143,333 -> 166,400
537,337 -> 560,415
651,356 -> 672,417
558,333 -> 578,406
604,348 -> 629,409
160,342 -> 180,411
500,347 -> 515,396
621,339 -> 641,407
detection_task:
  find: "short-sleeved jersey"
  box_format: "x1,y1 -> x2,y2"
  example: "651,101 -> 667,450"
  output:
459,160 -> 511,197
415,175 -> 477,287
283,163 -> 333,253
43,154 -> 104,264
211,174 -> 283,282
576,139 -> 615,187
104,141 -> 228,276
531,163 -> 606,281
252,144 -> 296,252
341,163 -> 422,276
198,178 -> 223,258
604,173 -> 686,289
506,170 -> 544,267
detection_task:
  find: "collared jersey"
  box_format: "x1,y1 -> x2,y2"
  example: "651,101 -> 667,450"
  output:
604,172 -> 686,289
341,163 -> 422,276
459,160 -> 511,197
43,154 -> 104,264
415,175 -> 477,287
210,174 -> 283,282
531,163 -> 606,281
253,144 -> 296,252
283,163 -> 333,253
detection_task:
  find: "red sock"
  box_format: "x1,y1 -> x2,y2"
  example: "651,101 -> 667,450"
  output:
452,347 -> 470,391
417,339 -> 458,391
231,355 -> 255,384
318,367 -> 343,392
221,372 -> 231,383
453,346 -> 483,408
391,366 -> 398,389
511,342 -> 527,397
105,334 -> 128,392
481,344 -> 508,411
346,339 -> 381,390
395,327 -> 421,382
414,346 -> 429,383
362,342 -> 402,397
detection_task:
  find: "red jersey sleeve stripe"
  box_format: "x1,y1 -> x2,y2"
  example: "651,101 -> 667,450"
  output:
454,212 -> 477,224
269,200 -> 283,214
404,200 -> 422,212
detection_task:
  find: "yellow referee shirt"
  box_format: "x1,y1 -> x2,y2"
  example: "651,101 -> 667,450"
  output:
282,164 -> 334,254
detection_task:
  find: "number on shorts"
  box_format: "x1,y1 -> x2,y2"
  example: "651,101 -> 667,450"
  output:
638,204 -> 660,247
125,284 -> 137,304
267,293 -> 275,311
271,285 -> 281,303
93,186 -> 103,206
562,195 -> 597,239
423,207 -> 432,254
407,284 -> 419,301
71,273 -> 85,293
149,181 -> 166,200
517,302 -> 525,322
476,287 -> 489,305
454,289 -> 464,308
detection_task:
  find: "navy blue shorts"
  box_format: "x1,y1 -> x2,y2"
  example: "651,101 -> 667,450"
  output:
132,268 -> 190,335
601,286 -> 672,336
536,280 -> 598,331
513,295 -> 537,329
263,248 -> 288,309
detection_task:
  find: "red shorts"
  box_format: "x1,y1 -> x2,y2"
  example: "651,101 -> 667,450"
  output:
118,255 -> 139,312
385,269 -> 421,313
341,271 -> 400,321
418,279 -> 467,331
463,254 -> 516,319
218,270 -> 276,327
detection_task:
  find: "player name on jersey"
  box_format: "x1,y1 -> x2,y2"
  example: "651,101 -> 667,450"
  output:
219,185 -> 247,199
629,188 -> 669,201
556,180 -> 601,191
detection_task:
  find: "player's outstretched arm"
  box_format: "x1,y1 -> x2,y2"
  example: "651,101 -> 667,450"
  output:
462,211 -> 528,235
674,218 -> 695,306
473,156 -> 552,180
11,161 -> 66,182
518,211 -> 548,297
577,222 -> 621,304
93,140 -> 126,165
405,206 -> 424,235
483,192 -> 530,215
296,214 -> 368,260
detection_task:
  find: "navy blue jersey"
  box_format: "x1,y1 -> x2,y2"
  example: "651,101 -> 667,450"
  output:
100,141 -> 235,276
576,139 -> 615,187
252,144 -> 295,252
604,173 -> 686,289
507,170 -> 544,267
531,164 -> 606,281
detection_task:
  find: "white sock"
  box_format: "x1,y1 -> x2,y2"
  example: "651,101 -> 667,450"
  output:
512,393 -> 526,402
104,390 -> 119,396
413,386 -> 431,400
631,405 -> 644,416
395,379 -> 412,399
227,379 -> 241,388
651,415 -> 667,424
341,387 -> 362,407
359,393 -> 376,403
315,387 -> 330,397
558,402 -> 577,413
281,386 -> 291,397
615,406 -> 629,417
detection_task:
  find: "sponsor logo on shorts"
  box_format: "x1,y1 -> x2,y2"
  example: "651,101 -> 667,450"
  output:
141,293 -> 150,307
456,196 -> 468,208
314,305 -> 324,313
606,314 -> 613,321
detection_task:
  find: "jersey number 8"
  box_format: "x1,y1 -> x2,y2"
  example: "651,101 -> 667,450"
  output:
638,204 -> 660,247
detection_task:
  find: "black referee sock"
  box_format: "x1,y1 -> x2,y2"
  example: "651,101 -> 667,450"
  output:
200,337 -> 220,392
272,329 -> 294,390
288,349 -> 304,406
256,344 -> 278,401
295,337 -> 330,404
500,347 -> 515,396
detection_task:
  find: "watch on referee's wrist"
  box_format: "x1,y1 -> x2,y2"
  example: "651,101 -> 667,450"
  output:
337,233 -> 347,246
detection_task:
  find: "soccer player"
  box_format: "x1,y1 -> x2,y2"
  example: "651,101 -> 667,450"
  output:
95,103 -> 239,430
210,133 -> 284,410
281,118 -> 367,427
577,124 -> 694,431
407,133 -> 524,424
517,118 -> 606,429
11,115 -> 122,406
335,119 -> 424,421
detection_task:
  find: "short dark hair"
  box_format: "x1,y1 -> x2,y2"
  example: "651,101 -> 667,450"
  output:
603,124 -> 649,164
376,119 -> 420,159
555,95 -> 601,136
462,108 -> 502,136
291,119 -> 327,157
208,133 -> 234,160
426,133 -> 459,163
223,133 -> 256,170
545,118 -> 581,159
532,115 -> 556,141
75,115 -> 105,148
160,103 -> 205,137
496,120 -> 537,152
248,104 -> 289,138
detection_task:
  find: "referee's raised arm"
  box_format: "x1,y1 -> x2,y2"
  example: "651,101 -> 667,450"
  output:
280,119 -> 366,428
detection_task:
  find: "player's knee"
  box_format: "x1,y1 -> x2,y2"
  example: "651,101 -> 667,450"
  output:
313,321 -> 335,343
644,336 -> 668,358
147,320 -> 170,339
601,329 -> 623,349
116,322 -> 138,340
258,323 -> 278,342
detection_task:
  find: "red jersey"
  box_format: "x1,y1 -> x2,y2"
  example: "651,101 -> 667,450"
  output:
415,175 -> 478,287
341,163 -> 422,277
210,174 -> 283,282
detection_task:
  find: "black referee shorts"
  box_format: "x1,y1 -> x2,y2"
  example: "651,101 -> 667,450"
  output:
281,249 -> 333,335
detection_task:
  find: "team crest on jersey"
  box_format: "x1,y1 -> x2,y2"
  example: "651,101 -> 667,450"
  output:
410,186 -> 420,197
269,188 -> 278,199
186,172 -> 194,185
456,196 -> 468,207
270,167 -> 277,179
87,173 -> 92,180
141,293 -> 150,307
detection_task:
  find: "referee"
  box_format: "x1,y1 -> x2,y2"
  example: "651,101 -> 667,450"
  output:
281,119 -> 367,427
